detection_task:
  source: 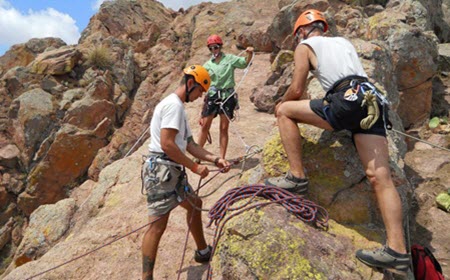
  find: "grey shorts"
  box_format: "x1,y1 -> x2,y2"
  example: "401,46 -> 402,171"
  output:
141,158 -> 193,217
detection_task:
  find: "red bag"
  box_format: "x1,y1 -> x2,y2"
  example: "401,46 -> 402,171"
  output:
411,244 -> 445,280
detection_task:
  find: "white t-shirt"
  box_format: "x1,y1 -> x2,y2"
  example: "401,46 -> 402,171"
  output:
148,93 -> 192,153
301,36 -> 367,92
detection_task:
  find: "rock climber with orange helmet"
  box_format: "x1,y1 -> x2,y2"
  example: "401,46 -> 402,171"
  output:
264,9 -> 410,275
141,65 -> 230,280
196,34 -> 254,160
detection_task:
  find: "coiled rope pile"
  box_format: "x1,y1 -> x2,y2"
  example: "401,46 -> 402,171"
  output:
204,184 -> 329,279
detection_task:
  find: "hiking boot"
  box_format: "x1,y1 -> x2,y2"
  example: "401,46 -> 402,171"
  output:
264,172 -> 309,193
194,245 -> 212,263
356,246 -> 410,276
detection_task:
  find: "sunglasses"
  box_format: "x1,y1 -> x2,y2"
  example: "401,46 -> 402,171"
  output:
208,45 -> 220,51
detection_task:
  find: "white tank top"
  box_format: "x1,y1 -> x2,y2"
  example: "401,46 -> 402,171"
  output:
301,36 -> 367,92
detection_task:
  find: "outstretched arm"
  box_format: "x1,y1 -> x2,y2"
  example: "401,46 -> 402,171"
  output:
187,136 -> 230,172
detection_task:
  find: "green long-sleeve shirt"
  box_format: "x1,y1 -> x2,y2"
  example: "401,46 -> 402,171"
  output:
203,53 -> 247,97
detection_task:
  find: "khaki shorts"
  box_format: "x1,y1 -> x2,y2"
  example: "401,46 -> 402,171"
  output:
141,158 -> 193,216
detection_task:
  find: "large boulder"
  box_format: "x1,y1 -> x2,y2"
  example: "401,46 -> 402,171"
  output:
17,123 -> 109,215
211,202 -> 384,279
388,29 -> 438,128
250,126 -> 409,227
63,74 -> 116,131
8,199 -> 75,270
364,1 -> 439,128
0,38 -> 66,77
8,89 -> 55,166
79,0 -> 174,54
29,46 -> 82,76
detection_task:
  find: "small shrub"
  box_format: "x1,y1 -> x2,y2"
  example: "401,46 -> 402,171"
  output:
86,46 -> 113,70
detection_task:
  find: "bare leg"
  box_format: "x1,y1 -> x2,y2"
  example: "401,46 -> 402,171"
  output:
141,213 -> 170,280
219,114 -> 230,159
276,100 -> 333,178
354,133 -> 406,253
179,196 -> 208,250
197,115 -> 214,147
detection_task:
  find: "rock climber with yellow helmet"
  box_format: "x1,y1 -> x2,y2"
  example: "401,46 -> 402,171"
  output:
141,65 -> 230,280
264,9 -> 410,275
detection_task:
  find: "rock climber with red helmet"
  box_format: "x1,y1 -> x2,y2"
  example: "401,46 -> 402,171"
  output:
264,9 -> 410,275
141,65 -> 230,280
196,34 -> 254,160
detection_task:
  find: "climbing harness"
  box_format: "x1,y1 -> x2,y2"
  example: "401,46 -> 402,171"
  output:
323,76 -> 392,132
142,154 -> 186,203
141,152 -> 192,204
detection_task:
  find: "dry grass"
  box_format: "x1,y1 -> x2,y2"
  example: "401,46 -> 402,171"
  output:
86,46 -> 113,70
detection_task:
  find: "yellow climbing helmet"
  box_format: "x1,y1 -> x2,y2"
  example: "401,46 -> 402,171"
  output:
183,65 -> 211,92
293,9 -> 328,35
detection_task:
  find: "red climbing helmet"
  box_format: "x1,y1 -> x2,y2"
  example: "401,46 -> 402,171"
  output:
293,9 -> 328,35
207,34 -> 223,46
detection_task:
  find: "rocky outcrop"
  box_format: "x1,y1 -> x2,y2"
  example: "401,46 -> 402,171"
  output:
0,38 -> 66,77
387,29 -> 438,128
211,203 -> 384,279
17,123 -> 109,215
6,199 -> 75,272
29,46 -> 82,75
0,0 -> 449,278
9,88 -> 55,166
87,76 -> 158,180
255,126 -> 409,227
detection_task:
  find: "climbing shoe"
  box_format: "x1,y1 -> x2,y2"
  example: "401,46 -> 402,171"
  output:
194,245 -> 212,263
356,246 -> 410,276
264,172 -> 308,193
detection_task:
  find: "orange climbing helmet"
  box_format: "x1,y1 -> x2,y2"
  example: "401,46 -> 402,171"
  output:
293,9 -> 328,35
183,65 -> 211,92
206,34 -> 223,46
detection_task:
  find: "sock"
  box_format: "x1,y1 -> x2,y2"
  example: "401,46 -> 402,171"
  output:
199,246 -> 210,255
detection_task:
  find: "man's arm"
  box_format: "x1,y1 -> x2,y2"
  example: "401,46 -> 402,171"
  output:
187,136 -> 230,171
160,128 -> 198,171
280,44 -> 311,102
186,136 -> 219,163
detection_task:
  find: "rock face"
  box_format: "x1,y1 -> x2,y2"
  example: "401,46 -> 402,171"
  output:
0,0 -> 449,278
211,203 -> 384,279
11,199 -> 75,269
0,38 -> 66,76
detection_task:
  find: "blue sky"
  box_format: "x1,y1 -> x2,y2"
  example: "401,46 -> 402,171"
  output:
0,0 -> 229,56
